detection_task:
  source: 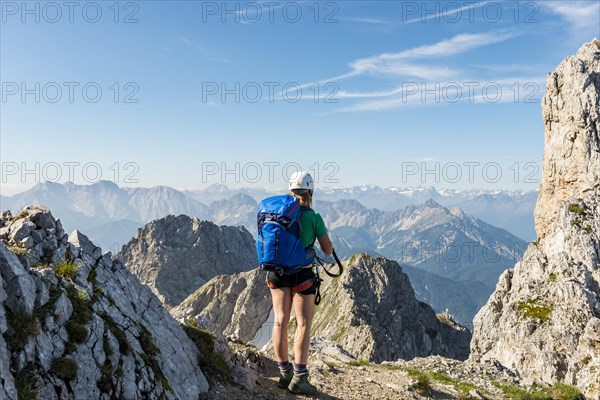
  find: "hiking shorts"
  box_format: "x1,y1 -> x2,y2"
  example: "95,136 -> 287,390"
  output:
266,267 -> 318,295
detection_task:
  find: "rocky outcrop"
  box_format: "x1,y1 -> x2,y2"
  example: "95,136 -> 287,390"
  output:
311,254 -> 471,362
0,206 -> 208,400
172,268 -> 271,344
118,215 -> 257,308
470,39 -> 600,398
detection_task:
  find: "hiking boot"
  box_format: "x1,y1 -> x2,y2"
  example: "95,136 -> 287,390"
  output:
277,365 -> 293,389
288,373 -> 318,395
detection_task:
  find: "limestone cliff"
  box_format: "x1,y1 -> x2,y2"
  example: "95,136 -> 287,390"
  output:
470,39 -> 600,398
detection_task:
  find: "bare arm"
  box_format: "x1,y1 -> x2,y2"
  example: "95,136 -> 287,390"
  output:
317,235 -> 333,256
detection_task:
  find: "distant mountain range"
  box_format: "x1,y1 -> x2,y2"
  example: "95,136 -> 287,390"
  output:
0,181 -> 529,326
2,181 -> 536,239
186,183 -> 537,241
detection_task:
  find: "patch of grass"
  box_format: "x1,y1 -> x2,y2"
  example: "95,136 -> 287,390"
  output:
405,368 -> 432,395
87,267 -> 97,283
161,376 -> 173,392
50,357 -> 78,381
429,371 -> 477,398
568,204 -> 586,216
492,381 -> 582,400
92,286 -> 105,302
66,287 -> 92,325
11,210 -> 29,221
347,358 -> 369,366
8,244 -> 28,256
548,383 -> 584,400
515,299 -> 554,321
181,319 -> 232,383
14,369 -> 38,400
104,316 -> 131,356
5,310 -> 38,350
35,285 -> 63,319
138,324 -> 172,392
583,224 -> 593,235
380,364 -> 402,371
139,324 -> 160,357
548,273 -> 557,282
54,260 -> 79,279
97,363 -> 114,393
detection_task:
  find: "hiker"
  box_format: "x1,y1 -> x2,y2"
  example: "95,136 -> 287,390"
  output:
263,171 -> 333,395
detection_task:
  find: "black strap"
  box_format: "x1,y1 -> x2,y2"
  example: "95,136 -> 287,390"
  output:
314,267 -> 323,305
315,249 -> 343,278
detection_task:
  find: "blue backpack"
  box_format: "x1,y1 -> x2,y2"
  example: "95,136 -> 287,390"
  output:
256,195 -> 315,274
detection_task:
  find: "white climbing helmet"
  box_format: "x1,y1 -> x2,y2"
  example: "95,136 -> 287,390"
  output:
288,171 -> 314,192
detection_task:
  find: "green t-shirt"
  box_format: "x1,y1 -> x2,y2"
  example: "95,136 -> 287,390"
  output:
298,208 -> 328,248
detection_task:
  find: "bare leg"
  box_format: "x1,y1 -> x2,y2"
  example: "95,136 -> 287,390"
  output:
271,287 -> 293,363
293,293 -> 315,365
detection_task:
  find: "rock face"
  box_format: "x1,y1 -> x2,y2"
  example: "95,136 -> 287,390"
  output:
0,206 -> 208,400
174,253 -> 470,362
311,254 -> 471,362
172,268 -> 271,344
470,39 -> 600,397
118,215 -> 257,308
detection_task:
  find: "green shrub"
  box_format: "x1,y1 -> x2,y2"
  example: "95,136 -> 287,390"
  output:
548,273 -> 557,282
5,310 -> 38,350
50,358 -> 78,380
181,319 -> 232,383
65,320 -> 88,353
54,260 -> 79,279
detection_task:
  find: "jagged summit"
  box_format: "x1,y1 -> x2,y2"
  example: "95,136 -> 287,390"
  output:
311,253 -> 471,362
470,39 -> 600,397
117,214 -> 257,308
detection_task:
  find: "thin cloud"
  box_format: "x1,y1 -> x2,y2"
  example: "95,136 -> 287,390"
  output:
544,1 -> 600,31
338,76 -> 546,112
298,31 -> 518,90
286,31 -> 521,107
352,31 -> 517,65
340,17 -> 392,25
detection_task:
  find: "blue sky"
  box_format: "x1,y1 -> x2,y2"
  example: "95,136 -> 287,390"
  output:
1,0 -> 599,195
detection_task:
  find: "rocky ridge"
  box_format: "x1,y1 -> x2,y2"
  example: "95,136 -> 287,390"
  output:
172,268 -> 271,344
0,206 -> 208,400
470,39 -> 600,398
